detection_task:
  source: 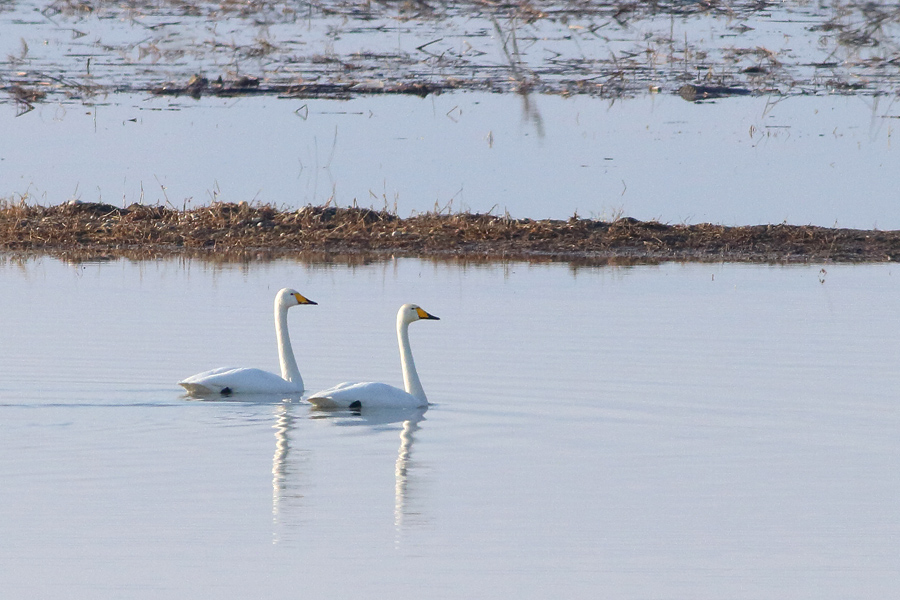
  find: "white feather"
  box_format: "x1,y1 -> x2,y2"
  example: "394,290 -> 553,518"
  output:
179,288 -> 316,397
308,303 -> 438,409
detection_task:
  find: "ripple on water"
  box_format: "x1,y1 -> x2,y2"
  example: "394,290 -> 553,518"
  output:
0,257 -> 898,598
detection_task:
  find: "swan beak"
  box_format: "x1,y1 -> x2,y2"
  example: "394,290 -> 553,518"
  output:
415,307 -> 439,320
294,293 -> 317,305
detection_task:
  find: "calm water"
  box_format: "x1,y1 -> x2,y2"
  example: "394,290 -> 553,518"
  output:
0,256 -> 898,598
3,92 -> 900,228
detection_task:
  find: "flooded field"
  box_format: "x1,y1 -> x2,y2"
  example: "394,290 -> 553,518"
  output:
3,0 -> 900,103
3,0 -> 900,231
0,257 -> 898,598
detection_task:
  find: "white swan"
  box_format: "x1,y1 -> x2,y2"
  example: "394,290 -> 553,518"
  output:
307,304 -> 439,409
179,288 -> 317,397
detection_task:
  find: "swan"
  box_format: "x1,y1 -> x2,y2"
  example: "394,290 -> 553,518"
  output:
307,304 -> 439,409
179,288 -> 317,397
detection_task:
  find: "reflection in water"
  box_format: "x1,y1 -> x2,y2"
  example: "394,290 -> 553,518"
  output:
271,402 -> 297,528
326,408 -> 429,536
271,404 -> 429,543
393,409 -> 426,534
491,14 -> 546,140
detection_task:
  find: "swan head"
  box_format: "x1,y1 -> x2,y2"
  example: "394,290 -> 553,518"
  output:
398,303 -> 439,325
277,288 -> 317,308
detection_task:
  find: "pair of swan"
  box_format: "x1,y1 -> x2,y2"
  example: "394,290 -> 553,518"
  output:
178,288 -> 439,409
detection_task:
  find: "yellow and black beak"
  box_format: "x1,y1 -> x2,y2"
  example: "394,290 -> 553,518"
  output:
294,293 -> 317,305
415,307 -> 439,320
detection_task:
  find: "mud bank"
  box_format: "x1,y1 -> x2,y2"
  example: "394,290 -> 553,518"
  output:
1,201 -> 898,265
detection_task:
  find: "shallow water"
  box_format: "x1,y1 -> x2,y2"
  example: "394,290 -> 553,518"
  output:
3,92 -> 900,228
1,0 -> 896,98
1,256 -> 898,598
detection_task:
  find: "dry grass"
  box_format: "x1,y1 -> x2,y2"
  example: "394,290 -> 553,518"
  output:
6,0 -> 900,105
1,200 -> 898,264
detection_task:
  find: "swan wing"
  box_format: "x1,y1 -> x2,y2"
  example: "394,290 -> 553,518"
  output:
179,367 -> 302,396
307,381 -> 425,409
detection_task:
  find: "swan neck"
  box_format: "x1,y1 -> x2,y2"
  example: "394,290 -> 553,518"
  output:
275,301 -> 302,388
398,318 -> 426,403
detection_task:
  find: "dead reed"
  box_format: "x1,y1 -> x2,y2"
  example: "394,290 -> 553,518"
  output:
5,0 -> 900,106
1,200 -> 898,264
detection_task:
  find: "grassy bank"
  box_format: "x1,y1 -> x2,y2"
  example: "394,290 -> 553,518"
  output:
1,201 -> 897,264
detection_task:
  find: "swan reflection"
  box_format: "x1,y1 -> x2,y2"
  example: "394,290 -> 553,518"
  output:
393,410 -> 426,531
271,404 -> 428,538
181,393 -> 309,543
271,402 -> 298,523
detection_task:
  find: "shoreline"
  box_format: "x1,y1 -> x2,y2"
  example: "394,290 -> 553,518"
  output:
1,201 -> 898,265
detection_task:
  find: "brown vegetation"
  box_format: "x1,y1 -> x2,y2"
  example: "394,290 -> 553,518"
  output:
4,0 -> 900,106
1,201 -> 898,265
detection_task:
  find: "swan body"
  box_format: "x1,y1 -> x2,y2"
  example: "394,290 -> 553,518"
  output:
179,366 -> 304,396
179,288 -> 316,397
308,304 -> 439,409
307,381 -> 422,409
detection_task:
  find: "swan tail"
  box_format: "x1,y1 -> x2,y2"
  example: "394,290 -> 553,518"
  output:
306,395 -> 344,409
179,382 -> 218,396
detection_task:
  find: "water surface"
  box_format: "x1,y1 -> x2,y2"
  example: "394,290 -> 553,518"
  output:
3,92 -> 899,228
1,0 -> 896,98
0,257 -> 898,598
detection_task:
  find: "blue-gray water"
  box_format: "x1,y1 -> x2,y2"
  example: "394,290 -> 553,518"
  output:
3,92 -> 900,229
1,257 -> 898,598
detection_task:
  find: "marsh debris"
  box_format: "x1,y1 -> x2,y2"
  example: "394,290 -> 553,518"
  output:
6,83 -> 46,115
2,201 -> 898,265
678,84 -> 753,102
4,1 -> 900,106
151,74 -> 446,99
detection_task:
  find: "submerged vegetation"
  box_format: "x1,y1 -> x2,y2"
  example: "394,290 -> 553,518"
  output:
4,0 -> 900,110
1,201 -> 898,264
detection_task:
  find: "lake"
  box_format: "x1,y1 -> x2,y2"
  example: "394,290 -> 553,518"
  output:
1,256 -> 897,598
